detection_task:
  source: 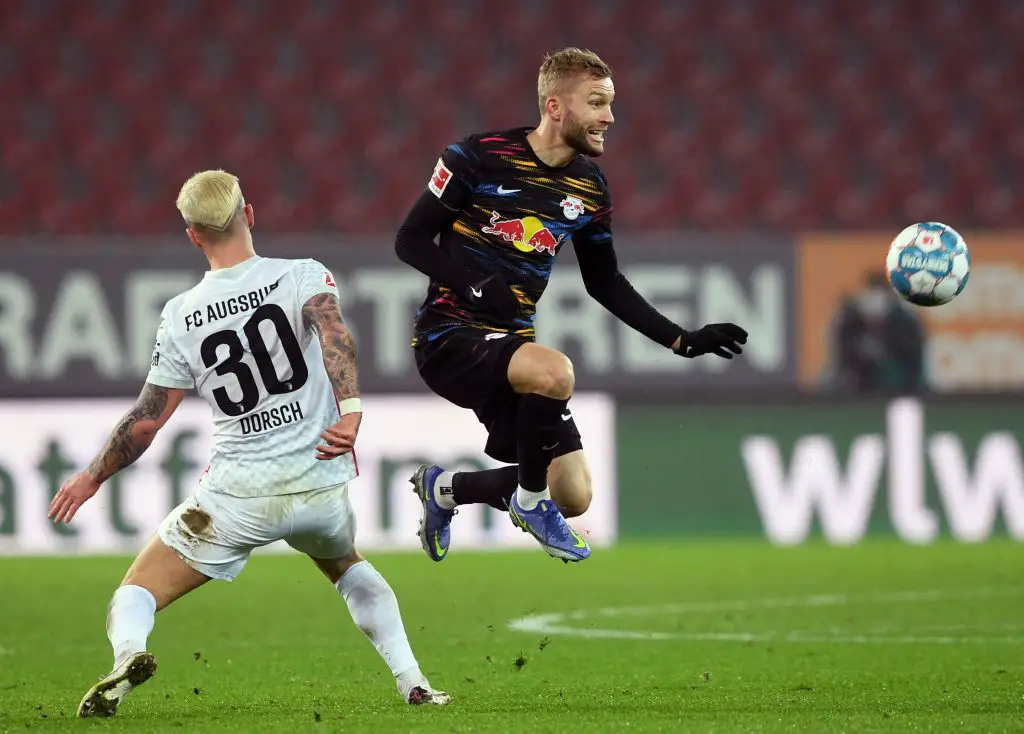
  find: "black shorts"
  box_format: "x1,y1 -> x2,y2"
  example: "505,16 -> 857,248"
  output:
413,327 -> 583,463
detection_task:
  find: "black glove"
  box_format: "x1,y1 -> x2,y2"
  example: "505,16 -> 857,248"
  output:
674,323 -> 748,359
463,273 -> 521,322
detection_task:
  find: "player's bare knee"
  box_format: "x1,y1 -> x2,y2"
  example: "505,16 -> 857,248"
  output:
119,566 -> 197,611
117,577 -> 167,611
313,549 -> 364,585
120,537 -> 210,610
509,345 -> 575,397
338,549 -> 365,580
120,565 -> 158,605
536,355 -> 575,399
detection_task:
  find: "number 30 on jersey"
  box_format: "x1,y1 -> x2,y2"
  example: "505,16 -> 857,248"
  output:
200,304 -> 308,416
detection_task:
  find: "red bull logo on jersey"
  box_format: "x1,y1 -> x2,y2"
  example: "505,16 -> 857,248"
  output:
481,211 -> 567,255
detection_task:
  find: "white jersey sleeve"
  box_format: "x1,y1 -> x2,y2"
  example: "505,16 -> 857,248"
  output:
293,259 -> 341,306
146,301 -> 195,390
155,256 -> 356,498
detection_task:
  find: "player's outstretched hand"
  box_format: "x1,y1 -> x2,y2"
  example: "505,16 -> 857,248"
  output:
675,323 -> 749,359
316,411 -> 362,460
464,274 -> 521,322
48,471 -> 101,524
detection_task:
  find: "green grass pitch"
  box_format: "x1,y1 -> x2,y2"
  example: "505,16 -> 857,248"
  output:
2,540 -> 1023,733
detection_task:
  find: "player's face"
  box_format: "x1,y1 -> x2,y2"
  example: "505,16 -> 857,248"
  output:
562,76 -> 615,157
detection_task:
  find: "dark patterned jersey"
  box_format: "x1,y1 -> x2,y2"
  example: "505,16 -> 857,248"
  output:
412,127 -> 612,347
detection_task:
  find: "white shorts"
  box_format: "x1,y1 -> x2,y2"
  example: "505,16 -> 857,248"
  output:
157,483 -> 356,581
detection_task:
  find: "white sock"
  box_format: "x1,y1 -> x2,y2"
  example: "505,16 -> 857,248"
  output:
336,561 -> 427,696
515,485 -> 551,511
433,471 -> 457,510
106,585 -> 156,668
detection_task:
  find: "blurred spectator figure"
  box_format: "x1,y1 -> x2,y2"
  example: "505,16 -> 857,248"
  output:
824,273 -> 928,394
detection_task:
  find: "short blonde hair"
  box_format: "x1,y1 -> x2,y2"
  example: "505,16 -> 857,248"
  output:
537,47 -> 613,116
176,170 -> 245,233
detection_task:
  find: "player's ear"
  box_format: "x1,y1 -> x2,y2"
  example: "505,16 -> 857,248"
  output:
244,202 -> 255,230
545,96 -> 562,122
185,227 -> 202,249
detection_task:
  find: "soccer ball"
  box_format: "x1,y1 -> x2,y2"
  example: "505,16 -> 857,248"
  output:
886,222 -> 971,307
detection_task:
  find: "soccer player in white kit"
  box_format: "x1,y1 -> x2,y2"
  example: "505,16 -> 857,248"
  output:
48,170 -> 450,717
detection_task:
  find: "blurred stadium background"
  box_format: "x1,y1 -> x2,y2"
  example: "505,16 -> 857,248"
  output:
1,0 -> 1022,557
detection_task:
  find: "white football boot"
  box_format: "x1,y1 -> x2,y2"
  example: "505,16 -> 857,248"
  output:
77,651 -> 157,717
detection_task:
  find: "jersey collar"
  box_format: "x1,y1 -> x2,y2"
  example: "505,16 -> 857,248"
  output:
204,255 -> 264,281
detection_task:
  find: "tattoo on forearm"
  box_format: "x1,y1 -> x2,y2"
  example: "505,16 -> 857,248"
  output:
303,293 -> 360,401
87,383 -> 168,483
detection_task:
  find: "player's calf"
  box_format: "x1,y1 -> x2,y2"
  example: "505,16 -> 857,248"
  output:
78,535 -> 210,717
314,552 -> 452,705
548,450 -> 593,518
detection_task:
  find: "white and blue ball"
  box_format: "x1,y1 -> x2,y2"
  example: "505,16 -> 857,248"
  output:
886,222 -> 971,307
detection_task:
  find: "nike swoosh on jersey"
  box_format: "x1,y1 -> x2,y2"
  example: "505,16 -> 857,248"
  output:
496,186 -> 520,195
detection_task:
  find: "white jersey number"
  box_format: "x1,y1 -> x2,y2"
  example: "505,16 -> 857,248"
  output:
200,303 -> 308,416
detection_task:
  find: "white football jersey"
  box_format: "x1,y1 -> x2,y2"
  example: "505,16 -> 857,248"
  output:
146,256 -> 357,497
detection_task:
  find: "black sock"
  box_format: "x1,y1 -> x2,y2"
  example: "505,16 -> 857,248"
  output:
452,466 -> 518,511
517,394 -> 569,492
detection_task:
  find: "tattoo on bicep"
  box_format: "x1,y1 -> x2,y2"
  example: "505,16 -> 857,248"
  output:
303,293 -> 360,400
86,384 -> 169,483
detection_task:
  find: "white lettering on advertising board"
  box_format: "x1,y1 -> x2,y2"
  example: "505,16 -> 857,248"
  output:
0,394 -> 617,555
742,398 -> 1024,545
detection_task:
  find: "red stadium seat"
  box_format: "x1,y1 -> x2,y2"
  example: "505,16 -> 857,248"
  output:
137,3 -> 206,46
38,180 -> 104,236
2,1 -> 61,43
0,0 -> 1019,234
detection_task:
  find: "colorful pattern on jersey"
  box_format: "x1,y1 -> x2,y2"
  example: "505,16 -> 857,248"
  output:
412,127 -> 612,347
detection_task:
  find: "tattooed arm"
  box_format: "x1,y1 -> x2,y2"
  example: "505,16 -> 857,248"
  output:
87,383 -> 189,484
302,292 -> 360,401
48,382 -> 187,523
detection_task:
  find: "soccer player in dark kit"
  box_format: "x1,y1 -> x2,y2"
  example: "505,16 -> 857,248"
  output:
394,47 -> 747,563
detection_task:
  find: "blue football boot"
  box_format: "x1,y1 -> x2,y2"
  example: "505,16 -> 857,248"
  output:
410,464 -> 456,561
508,492 -> 591,562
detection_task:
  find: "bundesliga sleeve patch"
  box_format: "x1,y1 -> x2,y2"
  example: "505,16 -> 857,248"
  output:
428,158 -> 453,198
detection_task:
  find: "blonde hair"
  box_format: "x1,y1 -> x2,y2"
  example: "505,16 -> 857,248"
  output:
176,170 -> 245,235
537,47 -> 613,116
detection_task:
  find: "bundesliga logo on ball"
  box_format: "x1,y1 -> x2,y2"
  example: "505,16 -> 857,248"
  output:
886,222 -> 971,307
